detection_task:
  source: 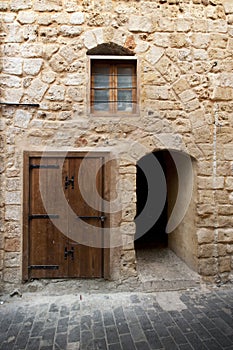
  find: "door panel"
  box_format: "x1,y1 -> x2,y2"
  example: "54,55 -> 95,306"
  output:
29,157 -> 68,278
27,155 -> 104,279
67,157 -> 103,278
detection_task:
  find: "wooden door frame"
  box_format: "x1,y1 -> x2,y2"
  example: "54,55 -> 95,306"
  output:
23,151 -> 111,281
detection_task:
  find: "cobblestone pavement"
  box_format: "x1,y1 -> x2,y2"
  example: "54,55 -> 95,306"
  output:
0,287 -> 233,350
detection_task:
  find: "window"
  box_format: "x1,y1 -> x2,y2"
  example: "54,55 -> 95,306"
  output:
90,58 -> 137,116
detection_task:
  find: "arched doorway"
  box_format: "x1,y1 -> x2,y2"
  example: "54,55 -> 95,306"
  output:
135,150 -> 199,286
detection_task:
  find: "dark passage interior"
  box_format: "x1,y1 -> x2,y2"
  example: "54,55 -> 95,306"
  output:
135,150 -> 177,250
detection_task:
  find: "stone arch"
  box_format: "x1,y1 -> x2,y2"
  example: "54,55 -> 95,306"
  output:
86,42 -> 135,56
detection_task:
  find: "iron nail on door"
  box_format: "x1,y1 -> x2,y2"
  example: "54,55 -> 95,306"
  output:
65,176 -> 74,189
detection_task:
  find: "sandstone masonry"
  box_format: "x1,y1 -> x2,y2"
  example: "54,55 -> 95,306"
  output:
0,0 -> 233,286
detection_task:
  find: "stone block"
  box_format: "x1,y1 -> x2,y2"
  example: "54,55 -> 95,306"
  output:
153,33 -> 170,48
17,11 -> 36,24
172,78 -> 190,95
4,252 -> 20,267
46,85 -> 65,101
0,75 -> 21,88
145,86 -> 169,100
60,25 -> 83,37
10,0 -> 32,11
159,17 -> 175,32
70,12 -> 85,25
218,256 -> 231,273
120,222 -> 136,235
21,43 -> 43,57
5,206 -> 21,221
198,258 -> 218,276
83,29 -> 103,49
2,58 -> 23,75
62,73 -> 84,86
170,33 -> 188,48
218,205 -> 233,215
0,1 -> 9,10
223,0 -> 233,14
26,78 -> 48,101
5,192 -> 21,205
218,229 -> 233,243
3,268 -> 21,283
192,33 -> 210,49
210,34 -> 228,49
179,89 -> 197,103
198,244 -> 217,258
208,19 -> 228,33
224,145 -> 233,160
122,207 -> 136,222
37,13 -> 52,25
145,45 -> 164,65
33,0 -> 62,12
156,56 -> 180,83
176,19 -> 192,32
226,244 -> 233,254
218,244 -> 227,256
193,49 -> 209,61
121,250 -> 136,263
226,177 -> 233,189
128,15 -> 153,33
5,238 -> 20,252
23,58 -> 43,75
212,86 -> 233,101
184,99 -> 200,112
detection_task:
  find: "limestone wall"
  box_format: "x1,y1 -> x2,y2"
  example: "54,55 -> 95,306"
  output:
0,0 -> 233,285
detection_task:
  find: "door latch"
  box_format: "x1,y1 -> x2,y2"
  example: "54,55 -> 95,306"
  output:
64,247 -> 74,260
65,176 -> 74,189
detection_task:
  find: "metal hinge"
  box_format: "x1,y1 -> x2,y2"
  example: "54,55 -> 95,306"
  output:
0,102 -> 40,107
29,214 -> 59,220
28,265 -> 59,270
77,215 -> 106,222
30,164 -> 59,169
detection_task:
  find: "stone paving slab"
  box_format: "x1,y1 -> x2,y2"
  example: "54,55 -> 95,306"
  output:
0,287 -> 233,350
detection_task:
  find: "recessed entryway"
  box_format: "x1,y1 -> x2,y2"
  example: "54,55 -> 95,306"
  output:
135,150 -> 198,287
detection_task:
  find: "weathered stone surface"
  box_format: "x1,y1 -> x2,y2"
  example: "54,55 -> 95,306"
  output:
4,252 -> 20,267
197,229 -> 215,244
26,78 -> 48,101
17,11 -> 36,24
128,15 -> 153,33
199,258 -> 218,276
33,0 -> 62,12
5,238 -> 20,252
70,12 -> 85,25
46,85 -> 65,101
198,244 -> 217,258
21,43 -> 43,57
212,86 -> 233,101
223,0 -> 233,14
10,0 -> 32,11
218,229 -> 233,243
23,58 -> 43,75
60,25 -> 83,37
2,58 -> 23,75
14,109 -> 31,128
0,0 -> 233,286
218,256 -> 231,273
5,206 -> 21,221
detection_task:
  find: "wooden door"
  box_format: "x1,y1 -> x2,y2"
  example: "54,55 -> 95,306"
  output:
25,154 -> 105,280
